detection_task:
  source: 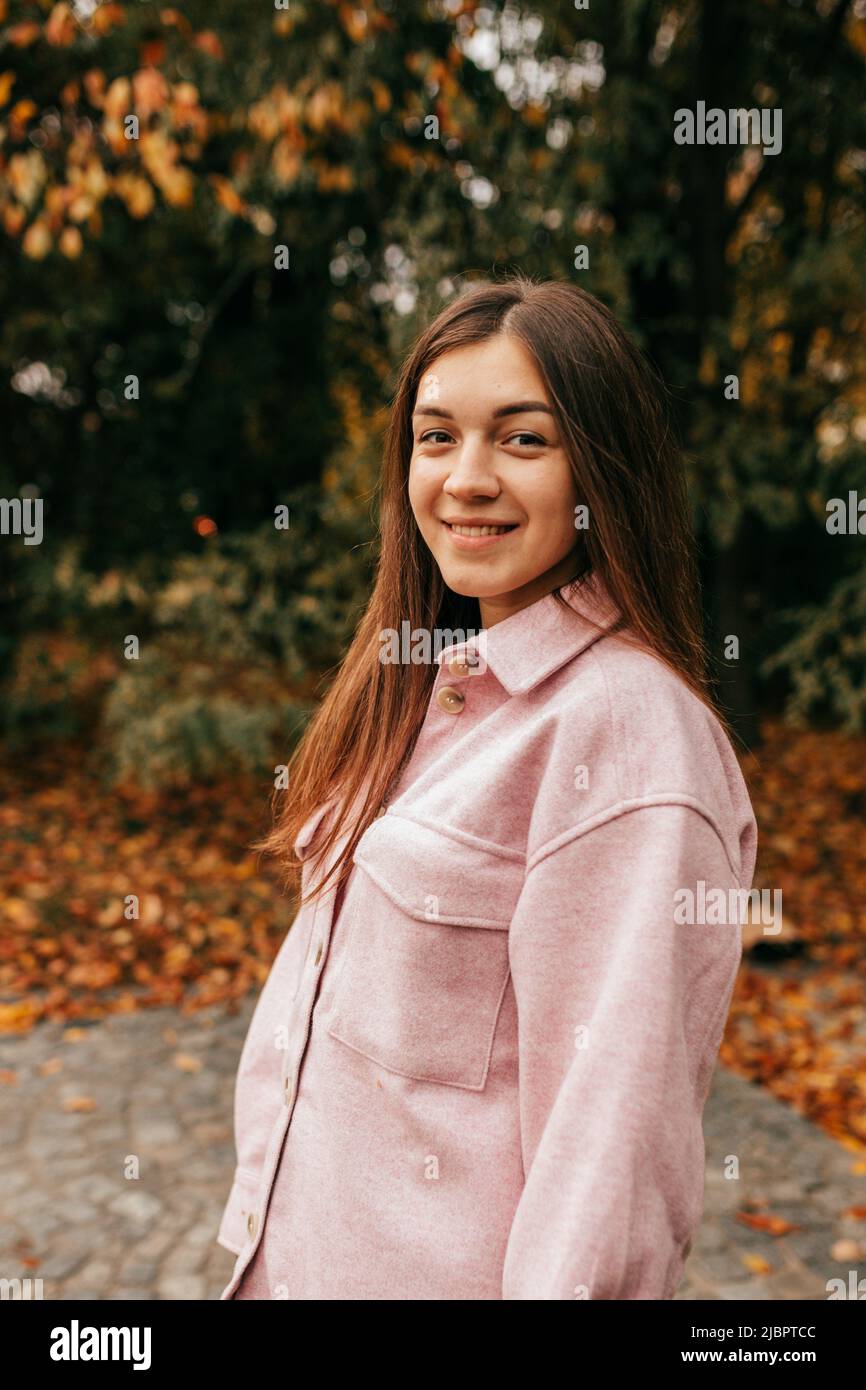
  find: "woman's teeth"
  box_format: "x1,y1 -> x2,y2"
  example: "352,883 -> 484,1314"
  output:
448,524 -> 516,536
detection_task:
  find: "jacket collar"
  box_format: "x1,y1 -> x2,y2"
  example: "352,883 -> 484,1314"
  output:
436,572 -> 621,697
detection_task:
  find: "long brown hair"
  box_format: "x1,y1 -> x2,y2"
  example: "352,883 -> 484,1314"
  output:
261,272 -> 714,904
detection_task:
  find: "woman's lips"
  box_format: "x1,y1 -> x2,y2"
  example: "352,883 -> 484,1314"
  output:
441,520 -> 520,551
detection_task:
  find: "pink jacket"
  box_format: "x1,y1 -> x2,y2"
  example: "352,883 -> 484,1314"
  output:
216,577 -> 757,1300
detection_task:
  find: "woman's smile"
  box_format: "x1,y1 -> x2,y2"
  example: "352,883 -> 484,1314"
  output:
441,517 -> 521,549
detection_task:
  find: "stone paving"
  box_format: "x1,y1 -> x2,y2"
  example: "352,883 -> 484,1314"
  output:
0,1000 -> 863,1300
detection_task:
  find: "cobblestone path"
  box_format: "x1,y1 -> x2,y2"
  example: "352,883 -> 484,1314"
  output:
1,1003 -> 863,1300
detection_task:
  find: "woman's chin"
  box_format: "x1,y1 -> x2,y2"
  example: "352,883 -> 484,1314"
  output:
441,571 -> 513,600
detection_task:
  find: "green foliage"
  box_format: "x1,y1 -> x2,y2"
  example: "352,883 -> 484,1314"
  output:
96,483 -> 372,786
1,633 -> 93,748
102,653 -> 310,789
1,0 -> 866,738
148,491 -> 371,685
761,567 -> 866,733
1,481 -> 373,784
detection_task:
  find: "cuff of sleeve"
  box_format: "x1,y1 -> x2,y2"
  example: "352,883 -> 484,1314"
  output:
216,1166 -> 260,1255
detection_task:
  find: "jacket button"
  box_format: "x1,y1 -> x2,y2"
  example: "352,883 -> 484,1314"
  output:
314,941 -> 323,966
448,655 -> 476,679
436,686 -> 465,714
247,1211 -> 257,1239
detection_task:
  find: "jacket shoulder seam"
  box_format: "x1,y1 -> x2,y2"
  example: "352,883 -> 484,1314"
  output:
526,794 -> 742,881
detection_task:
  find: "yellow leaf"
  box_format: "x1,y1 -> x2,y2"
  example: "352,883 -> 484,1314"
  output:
22,219 -> 51,261
62,1095 -> 98,1112
742,1253 -> 773,1275
0,1000 -> 40,1033
0,70 -> 17,106
59,226 -> 83,259
173,1052 -> 203,1073
4,897 -> 39,928
7,23 -> 41,47
97,900 -> 124,928
112,172 -> 156,219
10,98 -> 38,126
45,3 -> 77,47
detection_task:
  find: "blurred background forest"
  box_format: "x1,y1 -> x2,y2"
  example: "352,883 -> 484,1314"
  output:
1,0 -> 866,1150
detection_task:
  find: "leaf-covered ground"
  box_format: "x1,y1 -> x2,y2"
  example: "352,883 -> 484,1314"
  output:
1,721 -> 865,1149
0,755 -> 291,1030
724,724 -> 866,1153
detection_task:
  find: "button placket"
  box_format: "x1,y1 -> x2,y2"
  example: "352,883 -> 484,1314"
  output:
434,641 -> 485,715
436,685 -> 465,714
225,863 -> 347,1299
448,652 -> 481,680
281,899 -> 320,1092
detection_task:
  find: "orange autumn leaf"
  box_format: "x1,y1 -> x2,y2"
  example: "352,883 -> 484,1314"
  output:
173,1052 -> 203,1073
368,78 -> 391,114
112,171 -> 156,219
139,39 -> 167,67
132,66 -> 169,120
58,226 -> 83,259
160,8 -> 191,29
338,3 -> 369,43
0,1000 -> 41,1034
62,1095 -> 98,1112
846,17 -> 866,60
90,4 -> 125,37
209,916 -> 243,942
4,897 -> 40,929
82,70 -> 105,107
742,1253 -> 774,1275
831,1237 -> 863,1261
9,99 -> 38,130
67,961 -> 121,989
44,3 -> 77,47
6,23 -> 41,47
209,174 -> 247,215
193,30 -> 224,60
735,1211 -> 799,1236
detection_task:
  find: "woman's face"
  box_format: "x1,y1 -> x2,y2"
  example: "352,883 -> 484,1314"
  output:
408,333 -> 581,627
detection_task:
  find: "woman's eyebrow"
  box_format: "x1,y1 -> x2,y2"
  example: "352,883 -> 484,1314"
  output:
412,401 -> 554,420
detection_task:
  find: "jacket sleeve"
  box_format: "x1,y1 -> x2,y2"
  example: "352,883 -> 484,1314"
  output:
501,801 -> 745,1300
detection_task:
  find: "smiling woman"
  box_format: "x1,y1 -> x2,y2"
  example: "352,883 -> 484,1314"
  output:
408,336 -> 581,626
218,273 -> 757,1301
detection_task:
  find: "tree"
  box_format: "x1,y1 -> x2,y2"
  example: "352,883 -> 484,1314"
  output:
2,0 -> 865,740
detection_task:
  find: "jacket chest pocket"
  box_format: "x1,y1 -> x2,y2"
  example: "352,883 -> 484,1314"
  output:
325,813 -> 523,1091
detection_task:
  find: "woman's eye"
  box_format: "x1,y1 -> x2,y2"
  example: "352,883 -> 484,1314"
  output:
508,432 -> 545,447
417,429 -> 546,447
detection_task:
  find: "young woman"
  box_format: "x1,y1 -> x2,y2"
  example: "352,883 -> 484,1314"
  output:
216,274 -> 757,1301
